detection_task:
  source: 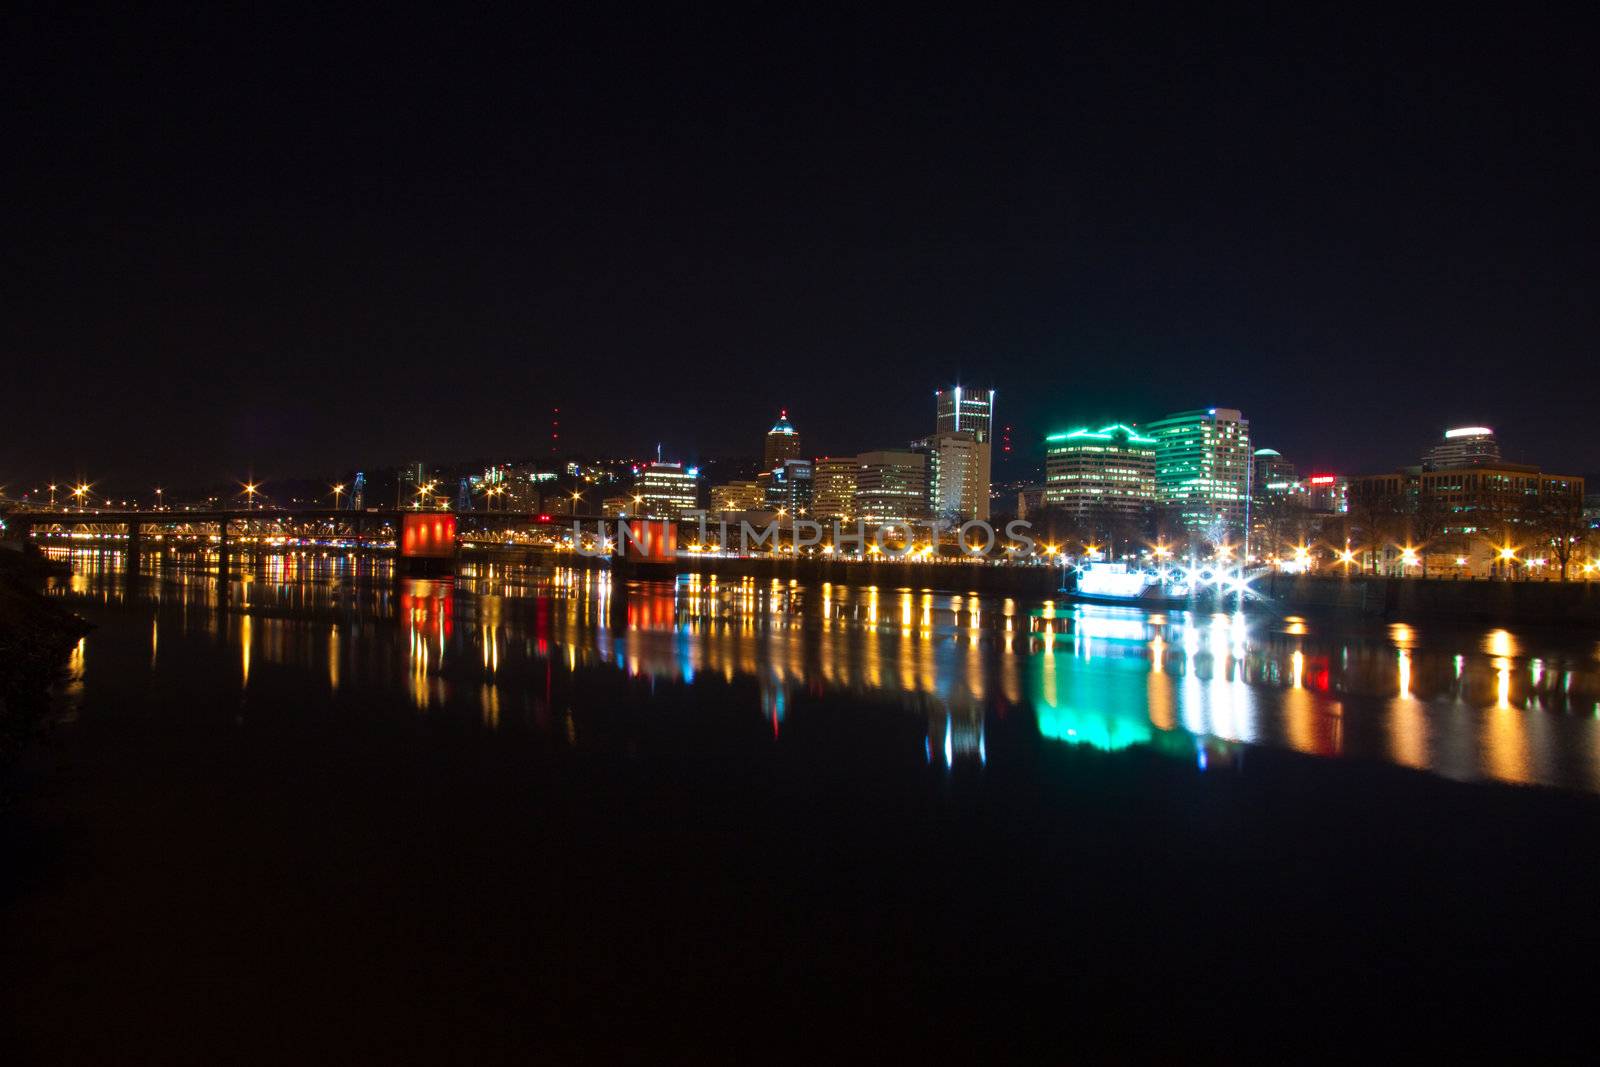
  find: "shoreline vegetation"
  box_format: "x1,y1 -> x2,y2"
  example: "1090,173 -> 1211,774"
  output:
0,545 -> 89,756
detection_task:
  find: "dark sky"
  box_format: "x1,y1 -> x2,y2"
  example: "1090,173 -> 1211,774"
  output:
4,8 -> 1596,490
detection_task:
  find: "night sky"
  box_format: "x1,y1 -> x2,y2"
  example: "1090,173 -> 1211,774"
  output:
5,9 -> 1596,490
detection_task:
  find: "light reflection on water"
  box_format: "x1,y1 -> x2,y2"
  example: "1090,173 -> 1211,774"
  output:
41,547 -> 1600,793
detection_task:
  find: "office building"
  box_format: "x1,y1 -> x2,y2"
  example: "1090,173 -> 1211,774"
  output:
1146,408 -> 1252,534
1422,426 -> 1501,471
1302,474 -> 1349,514
812,458 -> 859,521
933,385 -> 995,521
935,385 -> 995,440
710,480 -> 766,514
764,458 -> 813,514
853,451 -> 929,526
1042,424 -> 1157,519
634,461 -> 700,519
764,410 -> 802,471
1351,463 -> 1584,533
1252,448 -> 1296,496
914,430 -> 985,522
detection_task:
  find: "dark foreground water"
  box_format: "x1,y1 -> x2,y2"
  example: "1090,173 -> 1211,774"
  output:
6,548 -> 1600,1059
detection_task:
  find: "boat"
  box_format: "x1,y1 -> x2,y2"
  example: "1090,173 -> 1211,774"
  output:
1064,561 -> 1191,606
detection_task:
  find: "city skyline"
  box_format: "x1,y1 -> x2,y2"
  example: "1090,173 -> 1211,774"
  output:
1,384 -> 1581,502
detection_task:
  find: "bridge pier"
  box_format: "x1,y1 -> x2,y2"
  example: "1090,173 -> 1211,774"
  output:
125,521 -> 142,573
217,519 -> 232,582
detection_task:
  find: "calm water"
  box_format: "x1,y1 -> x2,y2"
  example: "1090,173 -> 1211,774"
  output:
14,546 -> 1600,1058
42,547 -> 1600,794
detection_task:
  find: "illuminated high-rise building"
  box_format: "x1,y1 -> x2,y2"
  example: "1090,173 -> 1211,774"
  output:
1422,426 -> 1501,470
1146,408 -> 1252,534
1251,448 -> 1296,496
634,461 -> 700,519
933,386 -> 994,520
764,411 -> 801,471
812,458 -> 859,521
765,458 -> 813,514
913,430 -> 984,522
935,386 -> 994,440
1042,424 -> 1156,518
853,451 -> 929,526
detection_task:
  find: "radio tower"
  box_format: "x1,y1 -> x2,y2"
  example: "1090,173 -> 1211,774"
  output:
550,406 -> 560,457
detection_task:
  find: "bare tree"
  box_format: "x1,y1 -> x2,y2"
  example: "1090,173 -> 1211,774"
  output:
1348,490 -> 1398,575
1531,492 -> 1589,581
1252,493 -> 1295,564
1404,493 -> 1450,578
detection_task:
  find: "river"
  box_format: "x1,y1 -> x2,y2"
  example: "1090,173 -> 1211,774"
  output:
36,548 -> 1600,793
6,546 -> 1600,1058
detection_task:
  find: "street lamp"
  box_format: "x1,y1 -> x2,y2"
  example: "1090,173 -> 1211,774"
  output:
243,482 -> 259,510
154,486 -> 164,510
332,483 -> 346,509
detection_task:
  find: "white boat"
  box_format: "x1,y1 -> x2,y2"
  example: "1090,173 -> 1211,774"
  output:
1067,561 -> 1190,605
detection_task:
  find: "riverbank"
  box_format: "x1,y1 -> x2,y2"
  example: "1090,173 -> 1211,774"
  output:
1263,571 -> 1600,623
0,546 -> 89,755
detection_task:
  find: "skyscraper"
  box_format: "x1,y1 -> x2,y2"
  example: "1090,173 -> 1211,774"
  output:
934,386 -> 994,440
1042,424 -> 1156,519
764,411 -> 801,471
933,386 -> 994,520
914,430 -> 984,522
1145,408 -> 1252,535
1422,426 -> 1501,470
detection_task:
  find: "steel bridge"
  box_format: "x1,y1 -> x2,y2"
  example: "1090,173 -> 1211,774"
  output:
2,507 -> 607,560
